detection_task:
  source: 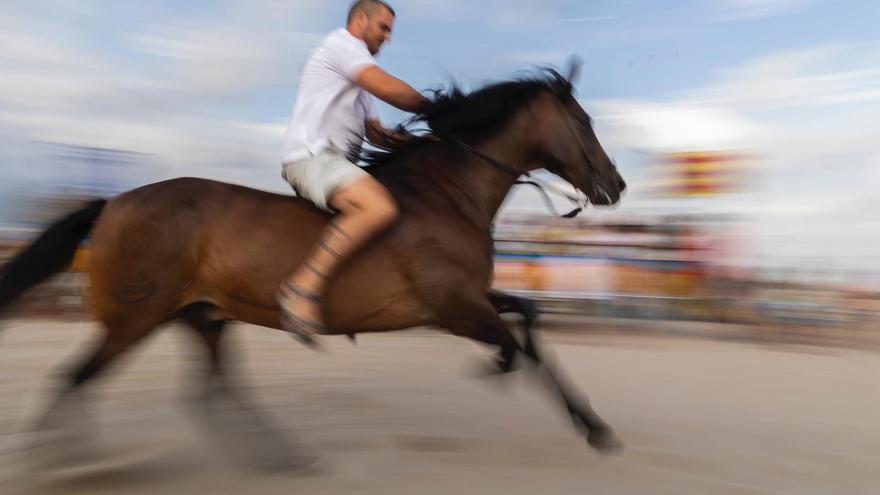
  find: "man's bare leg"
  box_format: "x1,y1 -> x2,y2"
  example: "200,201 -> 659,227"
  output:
278,176 -> 398,342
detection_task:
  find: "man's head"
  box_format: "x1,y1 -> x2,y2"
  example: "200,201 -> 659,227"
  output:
346,0 -> 395,55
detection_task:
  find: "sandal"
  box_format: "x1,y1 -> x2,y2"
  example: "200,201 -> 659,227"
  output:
276,282 -> 325,349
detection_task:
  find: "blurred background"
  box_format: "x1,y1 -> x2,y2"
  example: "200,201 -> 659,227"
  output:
1,2 -> 880,493
2,0 -> 877,330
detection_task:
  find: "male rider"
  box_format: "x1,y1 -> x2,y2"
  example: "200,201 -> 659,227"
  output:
278,0 -> 427,344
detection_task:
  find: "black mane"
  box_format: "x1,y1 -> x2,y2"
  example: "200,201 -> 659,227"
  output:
357,68 -> 572,171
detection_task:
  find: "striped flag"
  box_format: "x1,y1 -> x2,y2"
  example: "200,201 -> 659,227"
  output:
650,151 -> 750,197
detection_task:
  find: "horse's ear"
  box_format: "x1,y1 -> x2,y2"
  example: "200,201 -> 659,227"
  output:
564,54 -> 583,86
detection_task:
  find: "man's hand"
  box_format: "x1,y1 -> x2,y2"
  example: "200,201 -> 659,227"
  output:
365,119 -> 417,148
356,66 -> 428,113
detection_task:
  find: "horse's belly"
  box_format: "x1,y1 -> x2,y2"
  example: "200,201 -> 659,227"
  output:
325,293 -> 436,333
322,255 -> 437,333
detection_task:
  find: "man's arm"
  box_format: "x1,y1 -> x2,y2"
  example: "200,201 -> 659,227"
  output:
356,66 -> 428,113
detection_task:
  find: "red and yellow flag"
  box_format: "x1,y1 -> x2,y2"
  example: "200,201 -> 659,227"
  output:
650,151 -> 750,197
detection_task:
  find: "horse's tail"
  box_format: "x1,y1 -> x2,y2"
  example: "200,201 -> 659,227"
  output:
0,199 -> 107,312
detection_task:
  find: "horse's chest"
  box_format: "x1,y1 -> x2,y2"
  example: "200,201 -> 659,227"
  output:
395,228 -> 495,288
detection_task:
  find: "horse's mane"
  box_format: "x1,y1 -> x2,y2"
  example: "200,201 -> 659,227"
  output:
356,68 -> 572,172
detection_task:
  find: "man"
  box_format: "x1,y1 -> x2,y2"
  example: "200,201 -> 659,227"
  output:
278,0 -> 427,345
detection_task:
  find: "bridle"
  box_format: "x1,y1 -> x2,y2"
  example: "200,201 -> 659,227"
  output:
447,98 -> 594,219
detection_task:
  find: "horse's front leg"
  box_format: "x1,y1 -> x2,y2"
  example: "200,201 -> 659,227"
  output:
438,285 -> 623,453
406,241 -> 622,452
487,290 -> 540,359
487,290 -> 622,452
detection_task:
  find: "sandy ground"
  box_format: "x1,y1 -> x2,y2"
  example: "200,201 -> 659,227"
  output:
0,319 -> 878,495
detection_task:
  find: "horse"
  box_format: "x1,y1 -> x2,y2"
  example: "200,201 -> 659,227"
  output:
0,68 -> 627,462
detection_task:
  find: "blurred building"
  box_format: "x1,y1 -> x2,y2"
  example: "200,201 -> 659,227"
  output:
38,142 -> 152,198
2,142 -> 157,234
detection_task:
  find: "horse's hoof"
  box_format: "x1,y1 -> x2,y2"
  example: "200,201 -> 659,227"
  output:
587,429 -> 624,454
466,357 -> 518,379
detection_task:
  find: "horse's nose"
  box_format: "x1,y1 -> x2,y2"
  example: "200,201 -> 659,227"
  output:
617,176 -> 627,192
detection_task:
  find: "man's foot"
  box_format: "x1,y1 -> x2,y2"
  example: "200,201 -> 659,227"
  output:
276,282 -> 325,349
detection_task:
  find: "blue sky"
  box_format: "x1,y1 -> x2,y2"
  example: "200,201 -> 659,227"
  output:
1,0 -> 879,275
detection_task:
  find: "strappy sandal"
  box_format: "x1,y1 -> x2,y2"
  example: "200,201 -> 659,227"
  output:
276,281 -> 325,349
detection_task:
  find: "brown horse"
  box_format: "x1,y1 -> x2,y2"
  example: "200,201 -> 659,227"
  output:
0,69 -> 626,459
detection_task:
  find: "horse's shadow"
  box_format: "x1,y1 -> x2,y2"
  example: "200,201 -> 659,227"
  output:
188,384 -> 320,473
14,453 -> 199,494
18,383 -> 319,488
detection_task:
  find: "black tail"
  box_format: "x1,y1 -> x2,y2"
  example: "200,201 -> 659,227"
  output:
0,199 -> 107,311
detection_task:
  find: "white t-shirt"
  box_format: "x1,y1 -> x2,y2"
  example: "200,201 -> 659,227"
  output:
282,28 -> 379,164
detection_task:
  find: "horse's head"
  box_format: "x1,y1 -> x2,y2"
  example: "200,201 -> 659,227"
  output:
527,72 -> 626,206
361,67 -> 625,209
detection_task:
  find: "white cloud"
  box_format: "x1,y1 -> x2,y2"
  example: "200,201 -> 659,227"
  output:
710,0 -> 811,20
587,42 -> 880,176
552,16 -> 617,24
700,43 -> 880,109
552,41 -> 880,271
127,22 -> 327,94
395,0 -> 468,17
0,1 -> 97,27
866,152 -> 880,188
129,25 -> 276,94
589,99 -> 764,152
506,50 -> 571,65
396,0 -> 567,28
0,1 -> 331,192
0,31 -> 101,68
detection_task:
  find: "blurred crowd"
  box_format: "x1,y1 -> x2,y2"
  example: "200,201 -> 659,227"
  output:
492,214 -> 880,330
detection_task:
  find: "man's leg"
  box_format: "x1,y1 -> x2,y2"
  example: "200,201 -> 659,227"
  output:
279,175 -> 398,340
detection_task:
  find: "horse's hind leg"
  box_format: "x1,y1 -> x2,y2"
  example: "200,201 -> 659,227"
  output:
178,303 -> 229,401
30,316 -> 160,465
178,303 -> 315,472
69,323 -> 157,388
176,304 -> 252,413
177,303 -> 239,415
46,318 -> 157,401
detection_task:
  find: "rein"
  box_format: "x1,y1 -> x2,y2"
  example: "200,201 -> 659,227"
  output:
448,136 -> 586,219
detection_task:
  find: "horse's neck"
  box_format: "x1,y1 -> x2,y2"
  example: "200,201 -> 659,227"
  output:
456,142 -> 524,225
388,135 -> 531,230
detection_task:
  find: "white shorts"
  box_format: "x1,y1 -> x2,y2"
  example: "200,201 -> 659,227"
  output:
281,146 -> 370,212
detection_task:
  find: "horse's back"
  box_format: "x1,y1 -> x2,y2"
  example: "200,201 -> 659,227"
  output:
88,177 -> 432,332
100,177 -> 333,239
108,177 -> 314,215
88,179 -> 317,312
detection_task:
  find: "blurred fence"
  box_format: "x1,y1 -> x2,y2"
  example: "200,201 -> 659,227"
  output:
0,239 -> 90,319
490,214 -> 880,331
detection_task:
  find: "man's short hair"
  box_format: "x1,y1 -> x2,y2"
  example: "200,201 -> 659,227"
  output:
347,0 -> 395,24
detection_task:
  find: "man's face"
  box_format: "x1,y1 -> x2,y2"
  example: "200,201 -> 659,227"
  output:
360,7 -> 394,55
